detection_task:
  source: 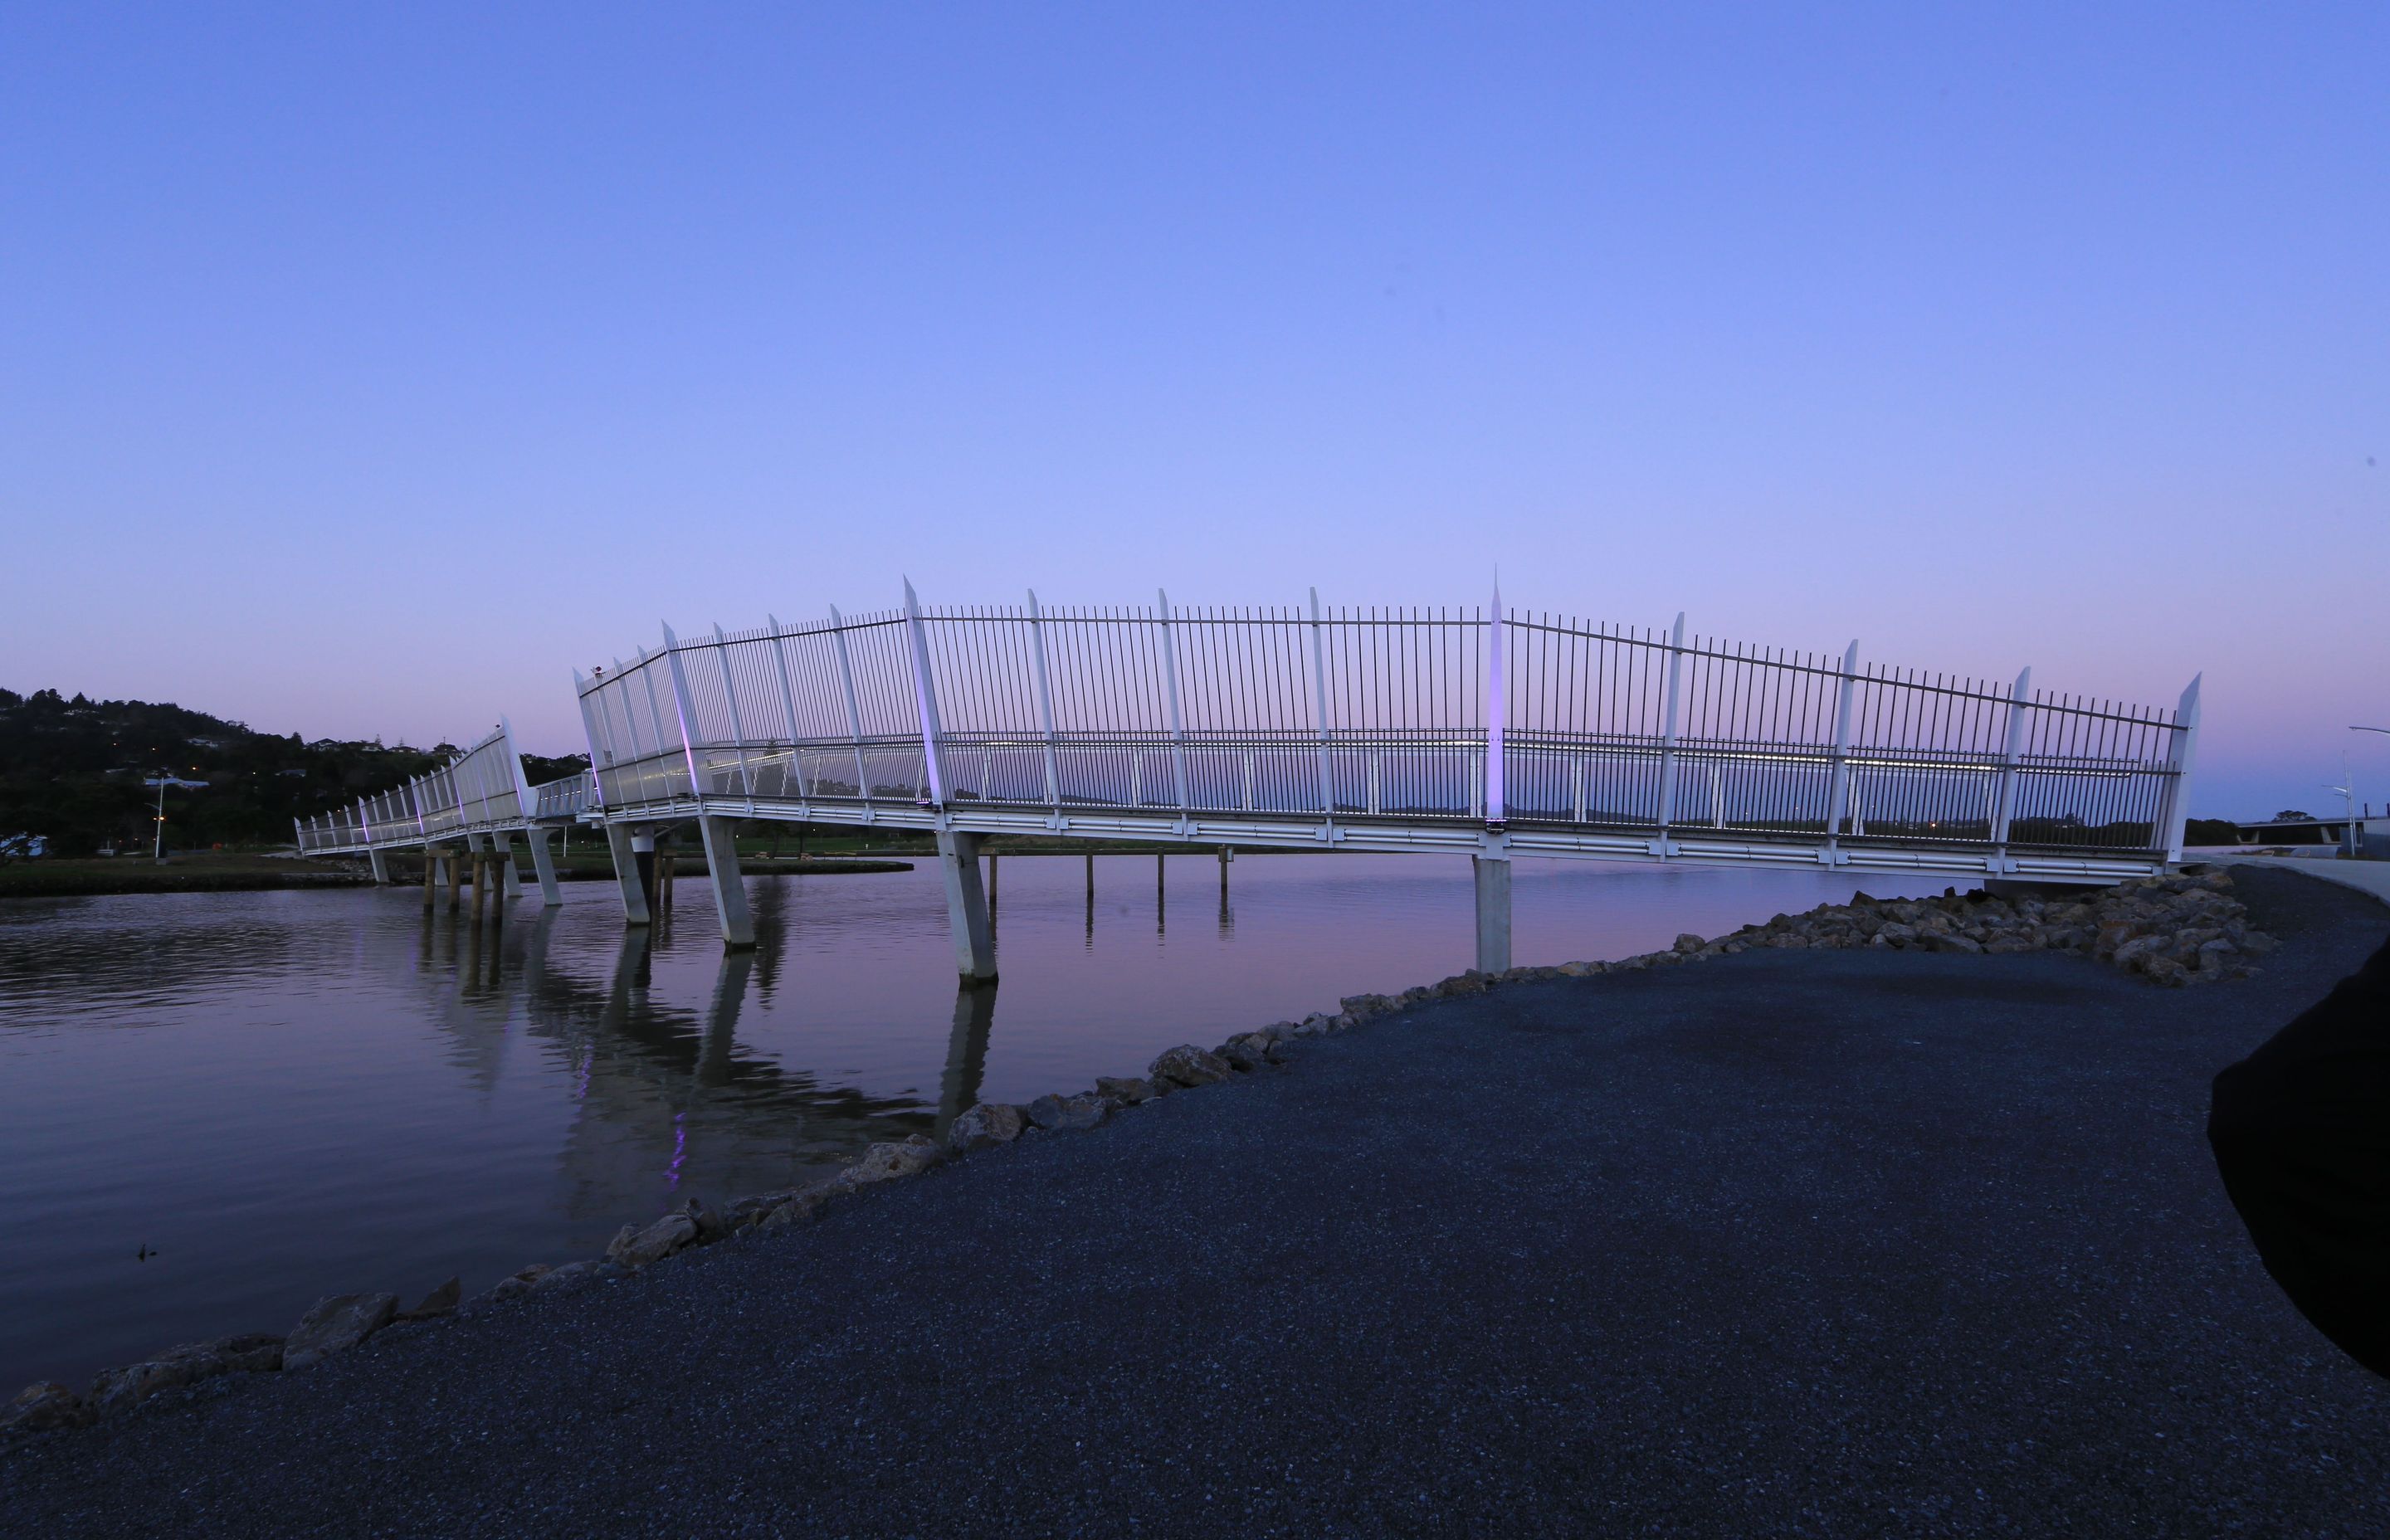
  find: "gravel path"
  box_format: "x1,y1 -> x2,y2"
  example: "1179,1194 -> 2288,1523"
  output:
6,866 -> 2386,1538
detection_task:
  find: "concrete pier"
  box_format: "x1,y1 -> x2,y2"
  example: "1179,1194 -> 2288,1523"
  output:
367,848 -> 390,885
492,831 -> 525,899
695,816 -> 755,949
1472,854 -> 1512,974
936,830 -> 997,984
607,826 -> 653,925
525,827 -> 563,906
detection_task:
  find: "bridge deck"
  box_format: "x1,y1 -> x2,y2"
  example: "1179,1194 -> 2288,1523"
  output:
293,591 -> 2201,964
557,590 -> 2197,884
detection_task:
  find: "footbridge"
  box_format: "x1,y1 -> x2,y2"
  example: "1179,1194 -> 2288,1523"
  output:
555,586 -> 2200,977
293,721 -> 596,905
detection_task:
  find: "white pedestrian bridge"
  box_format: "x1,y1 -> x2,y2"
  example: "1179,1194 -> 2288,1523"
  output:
297,587 -> 2201,977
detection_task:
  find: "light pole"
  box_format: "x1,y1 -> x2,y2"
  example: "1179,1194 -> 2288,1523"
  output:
141,772 -> 182,862
2350,727 -> 2388,853
2324,743 -> 2360,855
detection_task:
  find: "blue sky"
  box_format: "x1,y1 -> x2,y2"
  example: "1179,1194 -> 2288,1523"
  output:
2,4 -> 2383,816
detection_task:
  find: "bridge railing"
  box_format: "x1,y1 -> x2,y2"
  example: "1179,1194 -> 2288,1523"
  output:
295,723 -> 573,855
531,770 -> 598,821
573,592 -> 2198,862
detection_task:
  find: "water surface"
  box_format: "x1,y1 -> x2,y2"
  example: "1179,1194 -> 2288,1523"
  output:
0,853 -> 1962,1388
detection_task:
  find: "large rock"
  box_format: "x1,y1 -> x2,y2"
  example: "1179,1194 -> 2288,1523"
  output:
1216,1032 -> 1279,1072
2110,934 -> 2164,969
838,1135 -> 944,1190
4,1382 -> 90,1433
400,1278 -> 461,1321
282,1292 -> 399,1371
1094,1076 -> 1157,1106
212,1333 -> 285,1373
1149,1045 -> 1233,1089
947,1102 -> 1028,1152
761,1182 -> 843,1228
1026,1092 -> 1109,1132
481,1265 -> 554,1304
606,1211 -> 700,1269
90,1346 -> 229,1416
678,1196 -> 729,1245
758,1184 -> 841,1231
529,1260 -> 614,1294
1672,933 -> 1706,953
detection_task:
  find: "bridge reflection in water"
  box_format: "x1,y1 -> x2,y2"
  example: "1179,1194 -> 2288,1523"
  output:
408,885 -> 995,1224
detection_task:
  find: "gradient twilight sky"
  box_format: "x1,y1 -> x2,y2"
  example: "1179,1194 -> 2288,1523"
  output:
3,5 -> 2383,817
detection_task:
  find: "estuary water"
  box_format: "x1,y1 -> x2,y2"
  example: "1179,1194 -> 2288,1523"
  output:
0,853 -> 1963,1390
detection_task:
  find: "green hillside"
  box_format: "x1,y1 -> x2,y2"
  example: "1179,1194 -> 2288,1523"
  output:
0,687 -> 583,857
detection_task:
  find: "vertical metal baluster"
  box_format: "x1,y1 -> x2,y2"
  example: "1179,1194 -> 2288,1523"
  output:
661,625 -> 708,807
1822,640 -> 1858,855
902,582 -> 949,808
1157,588 -> 1192,817
1306,587 -> 1334,820
1989,666 -> 2031,865
827,606 -> 871,802
636,649 -> 674,801
712,624 -> 755,801
1485,587 -> 1506,830
1654,612 -> 1686,846
2159,675 -> 2202,862
764,615 -> 808,798
1027,590 -> 1062,811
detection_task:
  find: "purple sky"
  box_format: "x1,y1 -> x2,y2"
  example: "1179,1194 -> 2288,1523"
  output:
3,6 -> 2383,817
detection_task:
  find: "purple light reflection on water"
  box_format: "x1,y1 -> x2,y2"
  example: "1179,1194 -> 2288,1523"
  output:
0,853 -> 1966,1389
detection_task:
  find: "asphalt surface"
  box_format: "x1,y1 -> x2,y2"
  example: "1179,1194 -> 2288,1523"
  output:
5,866 -> 2386,1538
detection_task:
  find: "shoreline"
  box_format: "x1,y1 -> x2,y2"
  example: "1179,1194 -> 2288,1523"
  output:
6,863 -> 2303,1431
3,862 -> 2382,1533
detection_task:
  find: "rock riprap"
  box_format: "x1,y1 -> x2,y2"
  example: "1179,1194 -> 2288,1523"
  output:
946,1101 -> 1027,1152
1675,868 -> 2274,987
282,1293 -> 399,1372
1149,1045 -> 1235,1088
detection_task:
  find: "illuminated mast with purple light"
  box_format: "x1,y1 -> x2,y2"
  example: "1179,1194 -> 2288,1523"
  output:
1485,579 -> 1505,831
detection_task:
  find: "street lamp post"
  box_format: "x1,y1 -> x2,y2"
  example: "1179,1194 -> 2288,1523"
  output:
2349,727 -> 2389,855
142,772 -> 184,863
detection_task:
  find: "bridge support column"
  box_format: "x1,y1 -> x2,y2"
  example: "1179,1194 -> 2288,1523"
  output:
937,830 -> 997,985
695,816 -> 755,950
466,831 -> 490,921
1472,854 -> 1512,975
491,831 -> 524,899
526,827 -> 563,907
367,849 -> 389,885
607,825 -> 653,926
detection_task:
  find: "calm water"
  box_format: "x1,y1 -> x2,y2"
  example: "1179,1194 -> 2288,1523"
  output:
0,854 -> 1963,1389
